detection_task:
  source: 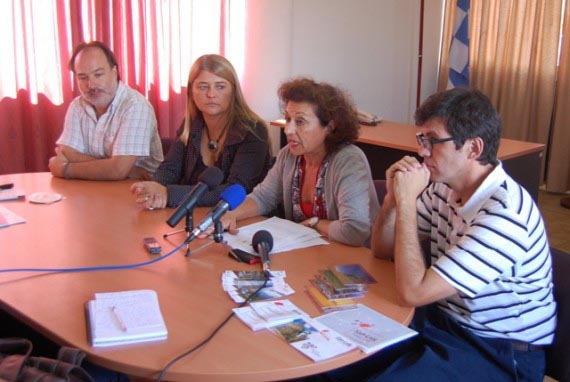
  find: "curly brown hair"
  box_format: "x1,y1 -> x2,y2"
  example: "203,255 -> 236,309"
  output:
278,77 -> 359,153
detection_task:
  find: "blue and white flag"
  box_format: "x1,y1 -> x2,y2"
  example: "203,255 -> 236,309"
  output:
447,0 -> 470,89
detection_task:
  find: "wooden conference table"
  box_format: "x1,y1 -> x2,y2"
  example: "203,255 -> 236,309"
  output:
0,173 -> 413,382
272,119 -> 545,201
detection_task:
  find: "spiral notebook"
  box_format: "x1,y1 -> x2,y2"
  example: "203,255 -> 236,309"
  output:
85,289 -> 168,347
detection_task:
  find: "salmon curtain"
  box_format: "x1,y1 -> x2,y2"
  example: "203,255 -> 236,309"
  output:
438,0 -> 568,192
0,0 -> 228,175
546,1 -> 570,192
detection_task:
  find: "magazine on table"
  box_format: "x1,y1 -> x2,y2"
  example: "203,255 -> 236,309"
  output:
315,304 -> 417,354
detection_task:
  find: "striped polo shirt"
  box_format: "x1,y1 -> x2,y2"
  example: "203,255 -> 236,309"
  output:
417,162 -> 557,345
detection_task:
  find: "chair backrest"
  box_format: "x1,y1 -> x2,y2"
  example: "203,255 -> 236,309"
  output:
546,247 -> 570,382
160,137 -> 175,156
373,179 -> 387,206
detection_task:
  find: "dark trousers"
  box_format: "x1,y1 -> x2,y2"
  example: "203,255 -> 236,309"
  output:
325,305 -> 545,382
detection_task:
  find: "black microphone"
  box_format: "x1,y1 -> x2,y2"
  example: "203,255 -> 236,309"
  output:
185,184 -> 246,244
167,167 -> 223,228
252,230 -> 273,275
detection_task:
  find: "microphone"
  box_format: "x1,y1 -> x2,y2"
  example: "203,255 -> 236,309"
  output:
185,184 -> 246,244
167,167 -> 223,228
252,230 -> 274,275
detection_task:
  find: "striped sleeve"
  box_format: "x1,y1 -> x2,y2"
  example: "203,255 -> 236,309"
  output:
433,196 -> 531,297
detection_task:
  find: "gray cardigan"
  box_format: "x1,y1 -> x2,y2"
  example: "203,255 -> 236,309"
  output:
249,144 -> 380,246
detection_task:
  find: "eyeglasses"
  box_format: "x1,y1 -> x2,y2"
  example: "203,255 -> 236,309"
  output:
415,132 -> 454,151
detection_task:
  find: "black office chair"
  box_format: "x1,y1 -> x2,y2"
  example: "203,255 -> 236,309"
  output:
546,247 -> 570,382
373,179 -> 387,206
160,137 -> 175,156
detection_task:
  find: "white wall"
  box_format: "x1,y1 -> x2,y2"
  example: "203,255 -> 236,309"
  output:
421,0 -> 445,105
241,0 -> 444,152
241,0 -> 292,152
290,0 -> 420,123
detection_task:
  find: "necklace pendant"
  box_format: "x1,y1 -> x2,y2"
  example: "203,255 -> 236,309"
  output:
208,140 -> 218,151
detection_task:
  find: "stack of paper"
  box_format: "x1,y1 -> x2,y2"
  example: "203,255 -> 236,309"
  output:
223,217 -> 329,254
222,270 -> 294,303
86,289 -> 168,347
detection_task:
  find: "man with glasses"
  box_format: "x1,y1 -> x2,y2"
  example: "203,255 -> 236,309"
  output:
333,88 -> 556,382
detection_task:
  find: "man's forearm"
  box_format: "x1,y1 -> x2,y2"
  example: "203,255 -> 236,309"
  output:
394,199 -> 425,288
65,156 -> 138,181
59,146 -> 96,162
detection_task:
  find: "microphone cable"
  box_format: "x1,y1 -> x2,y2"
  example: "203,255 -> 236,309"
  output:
156,266 -> 272,382
0,240 -> 191,274
0,234 -> 271,382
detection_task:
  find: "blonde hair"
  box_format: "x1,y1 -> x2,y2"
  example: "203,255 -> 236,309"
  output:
179,54 -> 266,145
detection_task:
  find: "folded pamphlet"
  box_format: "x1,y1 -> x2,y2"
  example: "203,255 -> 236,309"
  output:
233,299 -> 308,331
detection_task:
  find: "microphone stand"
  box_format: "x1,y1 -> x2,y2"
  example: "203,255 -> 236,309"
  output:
181,220 -> 224,258
213,220 -> 224,243
163,211 -> 193,256
181,220 -> 224,257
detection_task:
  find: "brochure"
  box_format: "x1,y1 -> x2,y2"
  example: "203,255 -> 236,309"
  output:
270,317 -> 357,362
233,299 -> 308,331
316,304 -> 417,354
222,270 -> 294,303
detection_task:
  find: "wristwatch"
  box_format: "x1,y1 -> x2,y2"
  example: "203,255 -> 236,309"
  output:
308,216 -> 319,229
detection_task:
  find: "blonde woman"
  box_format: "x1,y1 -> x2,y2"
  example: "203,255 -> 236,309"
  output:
131,54 -> 271,208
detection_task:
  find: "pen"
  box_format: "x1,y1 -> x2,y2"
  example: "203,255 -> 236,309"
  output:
111,306 -> 128,332
0,183 -> 14,190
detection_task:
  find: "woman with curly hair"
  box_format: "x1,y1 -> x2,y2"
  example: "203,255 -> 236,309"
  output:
221,77 -> 379,247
